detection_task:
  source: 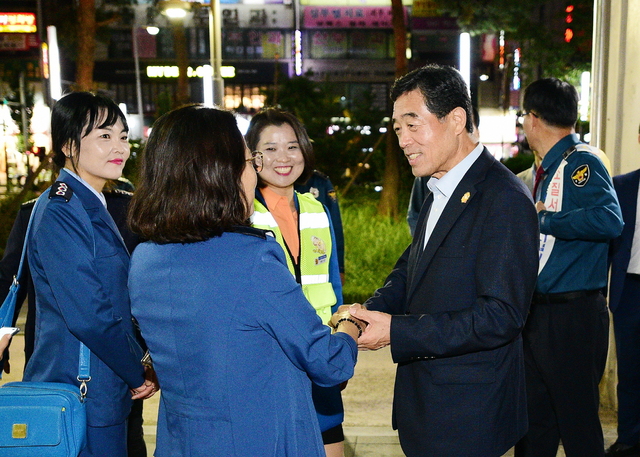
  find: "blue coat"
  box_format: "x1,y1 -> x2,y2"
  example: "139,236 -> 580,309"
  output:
23,170 -> 145,427
128,227 -> 357,457
365,149 -> 539,457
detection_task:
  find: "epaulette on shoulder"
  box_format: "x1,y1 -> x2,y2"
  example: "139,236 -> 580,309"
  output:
313,170 -> 330,181
21,198 -> 38,209
48,181 -> 73,202
105,188 -> 134,198
562,143 -> 604,160
230,226 -> 273,240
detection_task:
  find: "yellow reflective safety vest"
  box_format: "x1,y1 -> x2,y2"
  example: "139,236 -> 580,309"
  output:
251,192 -> 337,324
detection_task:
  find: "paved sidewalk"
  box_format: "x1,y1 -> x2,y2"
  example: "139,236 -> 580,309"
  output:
2,331 -> 618,457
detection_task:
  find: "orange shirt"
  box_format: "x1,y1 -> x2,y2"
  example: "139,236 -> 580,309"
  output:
261,187 -> 300,262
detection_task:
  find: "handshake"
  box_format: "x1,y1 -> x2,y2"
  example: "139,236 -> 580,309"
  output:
329,304 -> 391,351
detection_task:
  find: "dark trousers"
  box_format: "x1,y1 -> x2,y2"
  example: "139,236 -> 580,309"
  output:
128,399 -> 147,457
613,274 -> 640,446
515,292 -> 609,457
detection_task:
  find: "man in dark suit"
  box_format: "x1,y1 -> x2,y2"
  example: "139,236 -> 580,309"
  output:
607,124 -> 640,457
346,64 -> 539,457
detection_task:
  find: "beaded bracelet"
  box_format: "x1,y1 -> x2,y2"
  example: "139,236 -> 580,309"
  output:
337,317 -> 363,338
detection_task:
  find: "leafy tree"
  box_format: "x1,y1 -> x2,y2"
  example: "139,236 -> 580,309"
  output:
45,0 -> 136,90
431,0 -> 593,81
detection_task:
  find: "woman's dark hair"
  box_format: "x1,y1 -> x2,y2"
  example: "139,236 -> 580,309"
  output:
523,78 -> 578,128
245,108 -> 314,187
390,64 -> 474,134
128,105 -> 250,243
51,91 -> 128,171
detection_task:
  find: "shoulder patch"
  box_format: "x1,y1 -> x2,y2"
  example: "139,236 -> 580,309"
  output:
571,164 -> 590,187
327,190 -> 337,202
48,181 -> 73,202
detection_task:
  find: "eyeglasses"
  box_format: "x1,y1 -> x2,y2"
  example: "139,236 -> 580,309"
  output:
247,151 -> 263,173
517,111 -> 538,124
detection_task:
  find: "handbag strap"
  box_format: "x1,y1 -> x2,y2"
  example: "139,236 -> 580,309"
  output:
10,193 -> 92,396
78,342 -> 91,399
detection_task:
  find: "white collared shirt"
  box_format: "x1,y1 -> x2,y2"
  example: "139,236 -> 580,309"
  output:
628,180 -> 640,274
423,143 -> 484,249
63,168 -> 108,208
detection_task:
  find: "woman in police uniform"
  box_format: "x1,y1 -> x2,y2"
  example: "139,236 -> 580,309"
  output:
23,92 -> 156,457
246,108 -> 346,457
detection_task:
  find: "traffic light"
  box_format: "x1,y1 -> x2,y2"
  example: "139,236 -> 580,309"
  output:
565,4 -> 575,43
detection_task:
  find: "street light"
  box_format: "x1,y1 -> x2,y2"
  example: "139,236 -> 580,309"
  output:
158,0 -> 224,107
158,0 -> 193,18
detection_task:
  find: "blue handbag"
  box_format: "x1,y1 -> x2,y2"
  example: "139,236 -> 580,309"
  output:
0,197 -> 90,456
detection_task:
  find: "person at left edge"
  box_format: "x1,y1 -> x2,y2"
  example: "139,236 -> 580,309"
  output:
246,108 -> 346,457
23,92 -> 157,457
0,186 -> 148,457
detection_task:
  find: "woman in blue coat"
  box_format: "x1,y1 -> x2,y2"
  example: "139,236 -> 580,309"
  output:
127,105 -> 363,457
24,92 -> 157,456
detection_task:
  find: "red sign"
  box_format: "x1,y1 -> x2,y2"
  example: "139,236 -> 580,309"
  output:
0,12 -> 37,33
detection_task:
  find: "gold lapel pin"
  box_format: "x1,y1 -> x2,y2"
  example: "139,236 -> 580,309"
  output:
461,192 -> 470,203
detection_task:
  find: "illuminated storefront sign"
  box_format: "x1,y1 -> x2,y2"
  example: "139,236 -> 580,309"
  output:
0,12 -> 37,33
146,65 -> 236,78
303,6 -> 406,28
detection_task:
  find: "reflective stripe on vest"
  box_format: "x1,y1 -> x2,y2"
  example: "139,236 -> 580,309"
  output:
251,192 -> 336,324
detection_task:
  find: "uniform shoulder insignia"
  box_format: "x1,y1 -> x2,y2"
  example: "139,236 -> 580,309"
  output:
309,187 -> 320,199
48,181 -> 73,202
571,164 -> 590,187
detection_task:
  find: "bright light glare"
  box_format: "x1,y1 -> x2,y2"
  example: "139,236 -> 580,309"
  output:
146,26 -> 159,35
580,71 -> 591,122
165,8 -> 187,18
47,26 -> 62,100
202,65 -> 213,107
459,32 -> 471,94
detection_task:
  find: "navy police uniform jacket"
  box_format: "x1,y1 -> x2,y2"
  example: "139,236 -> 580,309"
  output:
536,134 -> 623,294
23,169 -> 145,426
296,171 -> 345,274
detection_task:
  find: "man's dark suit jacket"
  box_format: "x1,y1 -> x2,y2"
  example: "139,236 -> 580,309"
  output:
609,169 -> 640,312
365,148 -> 539,457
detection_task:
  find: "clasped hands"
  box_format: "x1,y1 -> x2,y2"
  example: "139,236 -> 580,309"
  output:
330,304 -> 392,351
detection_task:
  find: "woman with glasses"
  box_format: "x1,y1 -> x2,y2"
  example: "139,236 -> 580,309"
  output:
127,105 -> 363,457
246,108 -> 347,457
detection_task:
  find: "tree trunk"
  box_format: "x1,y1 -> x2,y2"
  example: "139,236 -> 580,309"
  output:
377,0 -> 407,218
172,24 -> 190,107
75,0 -> 96,91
